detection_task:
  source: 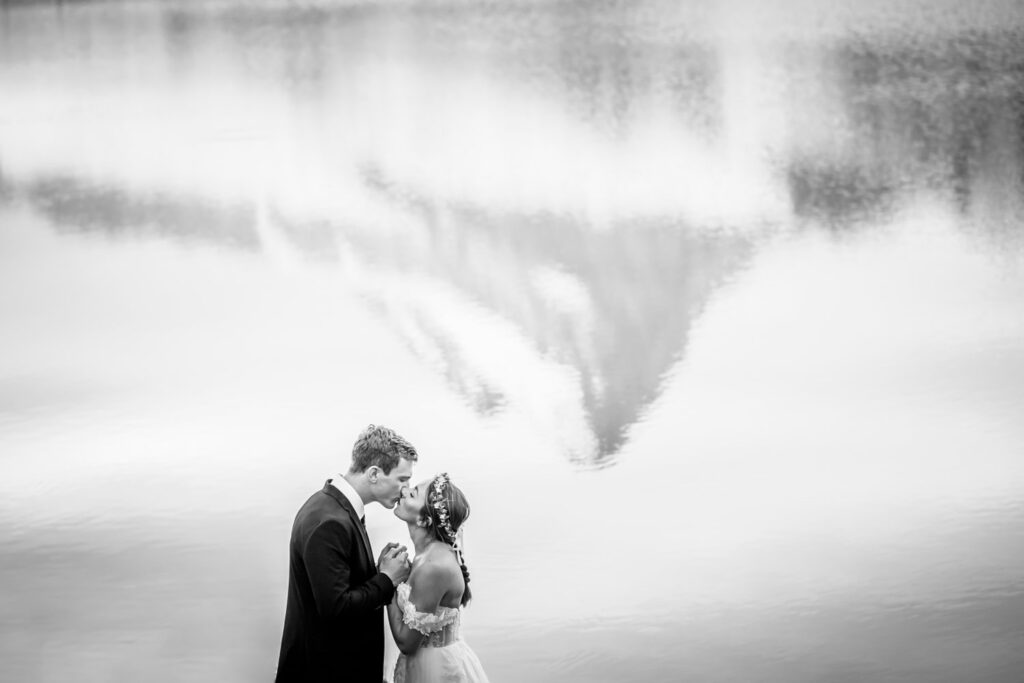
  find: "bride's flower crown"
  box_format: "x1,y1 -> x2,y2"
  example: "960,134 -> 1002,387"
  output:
429,472 -> 460,549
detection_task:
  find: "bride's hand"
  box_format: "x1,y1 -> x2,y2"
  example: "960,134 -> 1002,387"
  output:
379,545 -> 411,584
377,542 -> 401,568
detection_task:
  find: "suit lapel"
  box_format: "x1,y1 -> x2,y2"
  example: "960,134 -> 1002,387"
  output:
322,480 -> 374,569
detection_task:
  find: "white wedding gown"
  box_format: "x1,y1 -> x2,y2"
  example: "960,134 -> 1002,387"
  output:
393,582 -> 490,683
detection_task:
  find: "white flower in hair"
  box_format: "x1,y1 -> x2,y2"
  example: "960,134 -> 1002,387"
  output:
428,472 -> 459,546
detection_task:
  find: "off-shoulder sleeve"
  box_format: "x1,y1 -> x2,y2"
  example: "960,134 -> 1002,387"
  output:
395,582 -> 459,635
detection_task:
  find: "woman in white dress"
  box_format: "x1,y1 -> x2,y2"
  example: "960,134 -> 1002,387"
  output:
388,473 -> 490,683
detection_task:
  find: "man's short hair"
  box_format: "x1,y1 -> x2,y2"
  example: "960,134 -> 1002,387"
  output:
350,424 -> 418,474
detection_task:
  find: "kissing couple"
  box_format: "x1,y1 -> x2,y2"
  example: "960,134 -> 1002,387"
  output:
275,424 -> 490,683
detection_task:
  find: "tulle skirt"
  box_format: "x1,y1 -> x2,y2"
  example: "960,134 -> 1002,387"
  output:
394,641 -> 490,683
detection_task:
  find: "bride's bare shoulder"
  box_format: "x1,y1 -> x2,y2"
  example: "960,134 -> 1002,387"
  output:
414,544 -> 460,578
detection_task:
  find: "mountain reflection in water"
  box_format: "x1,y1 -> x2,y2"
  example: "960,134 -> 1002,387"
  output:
2,1 -> 1022,461
8,168 -> 755,462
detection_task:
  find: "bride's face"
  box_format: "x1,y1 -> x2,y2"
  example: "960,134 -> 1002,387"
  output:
394,477 -> 432,523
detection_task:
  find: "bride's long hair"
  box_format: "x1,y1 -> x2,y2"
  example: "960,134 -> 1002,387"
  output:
422,477 -> 473,606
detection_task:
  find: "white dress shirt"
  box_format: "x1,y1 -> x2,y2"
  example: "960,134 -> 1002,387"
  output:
329,474 -> 365,520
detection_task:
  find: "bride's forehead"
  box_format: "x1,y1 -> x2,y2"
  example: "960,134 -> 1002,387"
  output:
415,477 -> 434,490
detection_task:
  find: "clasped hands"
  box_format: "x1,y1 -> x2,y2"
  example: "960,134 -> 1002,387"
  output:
377,542 -> 411,584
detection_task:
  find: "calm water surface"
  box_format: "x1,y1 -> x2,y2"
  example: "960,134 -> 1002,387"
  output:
2,1 -> 1024,681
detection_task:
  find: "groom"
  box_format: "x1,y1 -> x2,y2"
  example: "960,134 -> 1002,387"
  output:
276,424 -> 418,683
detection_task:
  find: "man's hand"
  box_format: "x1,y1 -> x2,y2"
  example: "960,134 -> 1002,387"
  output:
377,542 -> 400,566
378,542 -> 411,584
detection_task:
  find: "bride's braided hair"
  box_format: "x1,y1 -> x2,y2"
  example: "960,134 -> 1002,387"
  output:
425,473 -> 472,606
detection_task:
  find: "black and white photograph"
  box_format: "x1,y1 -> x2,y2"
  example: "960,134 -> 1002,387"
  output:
1,0 -> 1023,681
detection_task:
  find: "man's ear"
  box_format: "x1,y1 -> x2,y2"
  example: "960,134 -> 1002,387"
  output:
367,466 -> 379,484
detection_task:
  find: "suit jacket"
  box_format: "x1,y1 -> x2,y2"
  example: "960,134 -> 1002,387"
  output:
276,481 -> 396,683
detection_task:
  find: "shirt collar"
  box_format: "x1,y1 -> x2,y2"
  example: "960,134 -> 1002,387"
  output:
330,474 -> 365,519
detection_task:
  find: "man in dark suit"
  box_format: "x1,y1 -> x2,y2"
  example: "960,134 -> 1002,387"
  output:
276,424 -> 418,683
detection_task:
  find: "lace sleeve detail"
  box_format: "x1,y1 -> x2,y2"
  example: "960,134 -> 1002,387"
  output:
396,582 -> 459,635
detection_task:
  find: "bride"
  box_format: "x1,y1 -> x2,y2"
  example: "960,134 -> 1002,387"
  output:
388,473 -> 490,683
